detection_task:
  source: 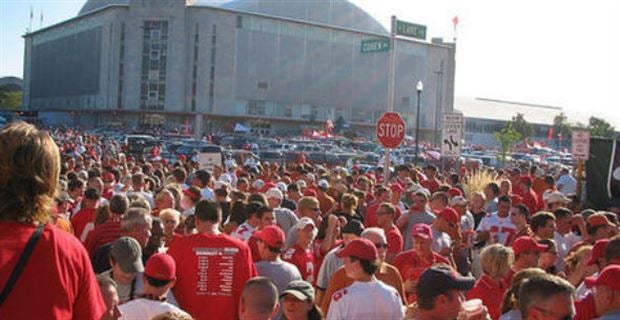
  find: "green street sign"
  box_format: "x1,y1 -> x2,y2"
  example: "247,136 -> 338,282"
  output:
361,38 -> 390,53
396,20 -> 427,40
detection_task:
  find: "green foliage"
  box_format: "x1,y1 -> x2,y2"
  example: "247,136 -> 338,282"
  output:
588,117 -> 615,138
0,86 -> 22,110
553,112 -> 572,140
494,123 -> 522,163
511,113 -> 534,137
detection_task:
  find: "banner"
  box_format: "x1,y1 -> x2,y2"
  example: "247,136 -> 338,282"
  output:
586,138 -> 620,210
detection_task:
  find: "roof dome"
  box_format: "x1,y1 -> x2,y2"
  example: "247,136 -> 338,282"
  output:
78,0 -> 129,15
221,0 -> 387,34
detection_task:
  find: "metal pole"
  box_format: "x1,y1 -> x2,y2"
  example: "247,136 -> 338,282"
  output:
384,16 -> 397,185
415,90 -> 421,166
576,159 -> 583,203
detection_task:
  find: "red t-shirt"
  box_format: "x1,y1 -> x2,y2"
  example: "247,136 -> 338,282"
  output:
84,218 -> 121,258
283,244 -> 317,284
167,232 -> 257,320
70,207 -> 96,242
385,225 -> 404,257
248,235 -> 261,262
420,179 -> 441,194
0,223 -> 106,319
364,203 -> 402,228
575,293 -> 598,320
393,249 -> 450,303
466,274 -> 506,320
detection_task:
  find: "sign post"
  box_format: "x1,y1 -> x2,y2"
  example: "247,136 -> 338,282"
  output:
441,113 -> 464,159
572,130 -> 590,202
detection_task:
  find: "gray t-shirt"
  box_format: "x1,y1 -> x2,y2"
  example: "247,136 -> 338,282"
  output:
256,259 -> 302,294
316,246 -> 344,290
275,207 -> 299,236
403,210 -> 436,251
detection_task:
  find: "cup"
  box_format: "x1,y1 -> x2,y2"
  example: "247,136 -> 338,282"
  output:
461,299 -> 484,317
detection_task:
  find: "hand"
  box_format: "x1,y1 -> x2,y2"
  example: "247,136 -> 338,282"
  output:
404,279 -> 417,293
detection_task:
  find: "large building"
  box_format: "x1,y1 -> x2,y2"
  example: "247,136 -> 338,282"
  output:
23,0 -> 456,137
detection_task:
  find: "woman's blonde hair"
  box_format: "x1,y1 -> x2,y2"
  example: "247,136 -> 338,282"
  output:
480,243 -> 514,278
341,193 -> 358,211
0,122 -> 60,223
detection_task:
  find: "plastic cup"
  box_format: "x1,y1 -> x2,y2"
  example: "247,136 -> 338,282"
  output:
462,299 -> 484,317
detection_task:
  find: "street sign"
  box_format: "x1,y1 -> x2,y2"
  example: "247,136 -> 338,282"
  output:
572,130 -> 590,160
361,38 -> 390,53
396,20 -> 427,40
377,112 -> 406,149
441,113 -> 464,158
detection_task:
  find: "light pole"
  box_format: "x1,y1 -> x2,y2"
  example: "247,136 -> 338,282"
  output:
415,80 -> 423,165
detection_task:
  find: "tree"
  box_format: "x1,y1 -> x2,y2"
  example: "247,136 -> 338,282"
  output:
553,112 -> 572,140
0,86 -> 22,110
588,116 -> 615,138
494,123 -> 522,164
511,113 -> 534,138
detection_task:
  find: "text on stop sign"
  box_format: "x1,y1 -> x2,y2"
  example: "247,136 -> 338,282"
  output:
378,123 -> 404,138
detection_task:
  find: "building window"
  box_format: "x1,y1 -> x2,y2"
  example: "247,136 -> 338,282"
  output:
150,50 -> 160,60
248,100 -> 265,115
257,81 -> 268,89
236,15 -> 243,29
140,20 -> 168,110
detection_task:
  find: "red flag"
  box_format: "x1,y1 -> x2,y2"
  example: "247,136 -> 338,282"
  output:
547,127 -> 554,140
452,16 -> 459,30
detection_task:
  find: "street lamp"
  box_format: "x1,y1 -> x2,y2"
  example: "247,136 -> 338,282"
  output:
415,80 -> 423,165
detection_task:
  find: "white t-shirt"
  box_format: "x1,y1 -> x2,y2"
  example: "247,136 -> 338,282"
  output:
326,280 -> 404,320
431,227 -> 452,257
476,212 -> 517,246
554,231 -> 582,272
118,298 -> 190,320
231,222 -> 255,242
556,174 -> 577,196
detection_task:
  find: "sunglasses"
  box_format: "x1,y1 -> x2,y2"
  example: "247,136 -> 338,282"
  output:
374,243 -> 388,249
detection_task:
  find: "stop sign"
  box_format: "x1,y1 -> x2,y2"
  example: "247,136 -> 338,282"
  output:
376,112 -> 405,149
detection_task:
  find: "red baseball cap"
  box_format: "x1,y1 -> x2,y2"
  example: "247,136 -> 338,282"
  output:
303,189 -> 318,197
520,176 -> 533,185
391,183 -> 405,194
144,253 -> 176,281
254,225 -> 285,248
585,265 -> 620,291
261,182 -> 277,193
102,172 -> 115,182
587,214 -> 615,228
336,238 -> 378,261
411,223 -> 433,240
438,207 -> 459,225
512,236 -> 547,256
587,239 -> 610,266
447,188 -> 463,198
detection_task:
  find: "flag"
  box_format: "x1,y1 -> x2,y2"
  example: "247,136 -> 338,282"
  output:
452,16 -> 459,30
547,127 -> 554,140
586,138 -> 620,209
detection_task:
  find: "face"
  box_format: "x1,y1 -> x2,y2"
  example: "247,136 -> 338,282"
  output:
365,233 -> 388,262
539,220 -> 557,239
500,181 -> 512,195
376,209 -> 393,227
412,196 -> 428,211
378,191 -> 391,202
342,256 -> 359,279
556,216 -> 572,233
282,294 -> 312,320
527,292 -> 574,320
296,225 -> 316,247
437,290 -> 465,320
156,194 -> 174,210
129,221 -> 153,248
539,248 -> 558,269
413,235 -> 432,256
520,250 -> 541,268
301,205 -> 321,224
260,211 -> 277,228
89,178 -> 104,193
111,262 -> 137,284
146,220 -> 164,250
497,201 -> 511,217
100,284 -> 121,320
161,215 -> 179,235
510,208 -> 527,226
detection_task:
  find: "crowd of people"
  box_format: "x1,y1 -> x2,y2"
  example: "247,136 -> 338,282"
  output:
1,121 -> 619,320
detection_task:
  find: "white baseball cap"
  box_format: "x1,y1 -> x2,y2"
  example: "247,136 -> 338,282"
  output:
276,182 -> 288,193
252,179 -> 265,190
265,188 -> 283,200
318,179 -> 329,189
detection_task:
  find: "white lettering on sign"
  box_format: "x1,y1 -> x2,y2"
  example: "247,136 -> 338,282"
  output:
378,123 -> 404,138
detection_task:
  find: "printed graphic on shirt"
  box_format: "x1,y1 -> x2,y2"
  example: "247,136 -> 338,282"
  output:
194,247 -> 239,296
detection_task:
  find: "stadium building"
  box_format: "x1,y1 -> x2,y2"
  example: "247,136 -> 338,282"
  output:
23,0 -> 456,137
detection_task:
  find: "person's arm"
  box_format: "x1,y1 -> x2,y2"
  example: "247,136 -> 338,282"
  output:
396,210 -> 410,230
320,214 -> 339,254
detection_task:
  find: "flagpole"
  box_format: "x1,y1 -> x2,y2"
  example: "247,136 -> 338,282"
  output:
29,5 -> 33,33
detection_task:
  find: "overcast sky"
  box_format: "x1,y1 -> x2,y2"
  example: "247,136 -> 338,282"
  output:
1,0 -> 619,127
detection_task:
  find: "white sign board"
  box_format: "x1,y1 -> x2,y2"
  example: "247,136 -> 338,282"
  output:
441,113 -> 464,158
198,152 -> 222,172
572,130 -> 590,160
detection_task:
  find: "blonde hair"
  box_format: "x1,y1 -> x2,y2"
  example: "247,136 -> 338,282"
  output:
160,208 -> 181,225
480,244 -> 514,278
564,245 -> 593,277
500,267 -> 547,315
341,193 -> 358,211
0,122 -> 60,223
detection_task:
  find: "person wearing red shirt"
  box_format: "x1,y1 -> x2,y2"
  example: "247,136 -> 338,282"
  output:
376,202 -> 403,264
518,176 -> 542,215
467,244 -> 514,320
364,186 -> 398,228
71,187 -> 101,242
85,194 -> 130,257
505,236 -> 547,286
0,122 -> 105,319
248,205 -> 277,262
168,200 -> 257,320
283,217 -> 318,283
101,172 -> 116,200
420,165 -> 441,194
393,224 -> 450,303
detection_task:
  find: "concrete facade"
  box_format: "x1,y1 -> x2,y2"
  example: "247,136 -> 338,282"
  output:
23,0 -> 456,138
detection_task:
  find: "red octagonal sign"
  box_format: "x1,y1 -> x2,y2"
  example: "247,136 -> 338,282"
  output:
376,112 -> 406,149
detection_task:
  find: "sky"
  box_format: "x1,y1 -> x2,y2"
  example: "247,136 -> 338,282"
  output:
1,0 -> 619,126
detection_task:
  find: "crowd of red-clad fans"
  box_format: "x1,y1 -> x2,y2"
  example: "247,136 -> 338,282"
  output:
1,121 -> 620,320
